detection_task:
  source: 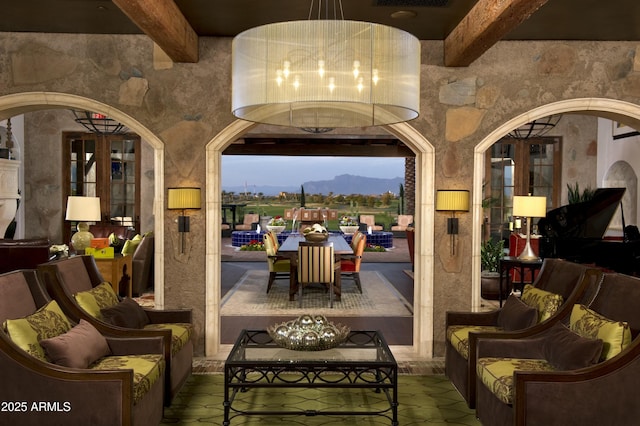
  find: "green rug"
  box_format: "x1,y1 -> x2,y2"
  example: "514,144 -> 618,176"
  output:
161,374 -> 480,425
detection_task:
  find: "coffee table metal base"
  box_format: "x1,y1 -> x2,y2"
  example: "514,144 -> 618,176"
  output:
223,330 -> 398,425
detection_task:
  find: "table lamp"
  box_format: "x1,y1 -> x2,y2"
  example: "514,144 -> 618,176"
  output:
435,189 -> 470,255
65,196 -> 101,254
513,194 -> 547,261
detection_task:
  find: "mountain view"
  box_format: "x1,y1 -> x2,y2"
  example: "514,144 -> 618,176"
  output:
223,174 -> 404,196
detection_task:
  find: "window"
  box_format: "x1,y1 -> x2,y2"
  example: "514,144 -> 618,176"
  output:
484,137 -> 561,243
63,132 -> 141,243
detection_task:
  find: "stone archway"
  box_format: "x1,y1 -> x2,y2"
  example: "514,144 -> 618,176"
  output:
205,120 -> 435,359
0,92 -> 167,306
472,98 -> 640,309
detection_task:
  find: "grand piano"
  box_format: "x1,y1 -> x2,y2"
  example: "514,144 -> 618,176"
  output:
538,187 -> 640,276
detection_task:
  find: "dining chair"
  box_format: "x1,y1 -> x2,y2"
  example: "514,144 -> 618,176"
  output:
262,231 -> 290,293
297,241 -> 340,308
341,232 -> 366,293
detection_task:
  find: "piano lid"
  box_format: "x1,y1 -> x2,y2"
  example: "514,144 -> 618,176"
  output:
538,188 -> 626,239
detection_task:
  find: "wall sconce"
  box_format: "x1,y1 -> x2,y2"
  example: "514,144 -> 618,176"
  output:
436,189 -> 470,256
167,187 -> 201,253
65,196 -> 101,254
513,194 -> 547,261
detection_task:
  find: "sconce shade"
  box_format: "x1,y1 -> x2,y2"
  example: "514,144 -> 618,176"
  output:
168,188 -> 201,210
435,190 -> 470,212
65,196 -> 101,221
513,195 -> 547,218
231,20 -> 420,128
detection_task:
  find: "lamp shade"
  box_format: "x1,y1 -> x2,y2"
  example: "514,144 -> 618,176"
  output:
513,195 -> 547,217
65,196 -> 101,221
232,20 -> 420,128
435,190 -> 470,212
168,188 -> 201,210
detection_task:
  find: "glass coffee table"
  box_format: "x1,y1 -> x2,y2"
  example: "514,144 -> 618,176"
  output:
223,329 -> 398,425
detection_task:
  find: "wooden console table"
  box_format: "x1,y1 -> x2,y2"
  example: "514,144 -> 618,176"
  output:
94,255 -> 133,298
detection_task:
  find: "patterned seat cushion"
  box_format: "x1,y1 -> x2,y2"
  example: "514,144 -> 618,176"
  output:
477,357 -> 555,404
521,284 -> 564,322
91,354 -> 165,404
144,323 -> 194,356
447,325 -> 502,360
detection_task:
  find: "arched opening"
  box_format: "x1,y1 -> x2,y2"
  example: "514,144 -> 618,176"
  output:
206,120 -> 435,359
472,98 -> 640,309
0,92 -> 167,306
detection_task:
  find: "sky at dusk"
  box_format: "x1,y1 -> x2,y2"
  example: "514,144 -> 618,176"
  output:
222,155 -> 405,187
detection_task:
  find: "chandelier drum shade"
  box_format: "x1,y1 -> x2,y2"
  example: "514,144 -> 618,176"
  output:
232,20 -> 420,128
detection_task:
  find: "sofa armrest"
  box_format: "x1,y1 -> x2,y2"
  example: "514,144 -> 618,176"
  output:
106,336 -> 165,356
476,336 -> 546,359
446,309 -> 501,327
145,308 -> 192,324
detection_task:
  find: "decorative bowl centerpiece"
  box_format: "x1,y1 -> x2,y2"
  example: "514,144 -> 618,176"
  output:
268,314 -> 350,351
266,216 -> 287,234
339,216 -> 359,235
303,223 -> 329,242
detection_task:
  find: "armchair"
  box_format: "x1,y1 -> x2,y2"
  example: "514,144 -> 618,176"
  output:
131,233 -> 154,296
359,215 -> 383,231
0,269 -> 165,426
36,255 -> 193,405
234,213 -> 259,231
391,214 -> 414,232
297,242 -> 341,308
475,272 -> 640,426
445,258 -> 602,408
262,231 -> 290,293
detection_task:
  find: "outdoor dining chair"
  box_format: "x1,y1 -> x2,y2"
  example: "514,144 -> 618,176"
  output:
297,241 -> 340,308
263,231 -> 290,293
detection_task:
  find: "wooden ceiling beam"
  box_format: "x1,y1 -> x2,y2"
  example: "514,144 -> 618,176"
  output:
112,0 -> 198,63
444,0 -> 549,67
224,139 -> 414,157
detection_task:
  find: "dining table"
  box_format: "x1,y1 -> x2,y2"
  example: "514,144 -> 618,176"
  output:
277,233 -> 354,301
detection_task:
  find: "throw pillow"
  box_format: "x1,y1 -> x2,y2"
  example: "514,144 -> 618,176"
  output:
497,295 -> 539,331
121,234 -> 143,256
569,304 -> 632,361
521,284 -> 564,322
40,319 -> 111,368
4,300 -> 72,361
74,282 -> 120,318
100,298 -> 149,329
542,322 -> 603,370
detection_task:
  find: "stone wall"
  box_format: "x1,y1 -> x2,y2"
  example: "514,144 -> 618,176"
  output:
1,32 -> 640,356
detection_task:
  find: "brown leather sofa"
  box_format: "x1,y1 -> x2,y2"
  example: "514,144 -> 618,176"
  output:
445,258 -> 603,408
0,269 -> 165,426
132,233 -> 154,296
475,272 -> 640,426
36,255 -> 194,406
0,238 -> 51,274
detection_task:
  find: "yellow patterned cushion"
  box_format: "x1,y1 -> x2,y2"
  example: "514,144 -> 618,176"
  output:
521,284 -> 563,322
477,357 -> 555,404
4,300 -> 72,362
447,325 -> 501,360
91,354 -> 165,404
74,281 -> 119,318
569,304 -> 631,361
144,323 -> 194,356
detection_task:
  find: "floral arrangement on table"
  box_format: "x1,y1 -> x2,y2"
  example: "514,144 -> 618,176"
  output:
364,243 -> 386,252
339,216 -> 358,226
239,239 -> 265,251
268,216 -> 287,226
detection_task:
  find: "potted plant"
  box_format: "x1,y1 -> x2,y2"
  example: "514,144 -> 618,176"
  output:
480,238 -> 508,300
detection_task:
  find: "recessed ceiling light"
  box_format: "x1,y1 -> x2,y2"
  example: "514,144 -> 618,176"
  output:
391,10 -> 417,19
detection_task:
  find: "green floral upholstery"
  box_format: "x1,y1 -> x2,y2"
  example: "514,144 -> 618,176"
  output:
74,281 -> 120,318
570,304 -> 632,361
144,323 -> 194,356
3,300 -> 72,361
91,354 -> 165,403
477,357 -> 555,404
447,325 -> 501,360
521,284 -> 564,322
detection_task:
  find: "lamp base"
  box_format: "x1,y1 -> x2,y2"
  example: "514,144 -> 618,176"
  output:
71,223 -> 94,254
517,240 -> 539,261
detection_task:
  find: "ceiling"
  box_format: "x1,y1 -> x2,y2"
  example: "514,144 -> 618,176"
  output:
4,0 -> 640,66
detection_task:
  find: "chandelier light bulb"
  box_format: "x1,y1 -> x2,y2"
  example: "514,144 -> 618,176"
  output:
293,75 -> 300,90
328,77 -> 335,92
372,69 -> 379,85
276,69 -> 283,86
318,60 -> 325,77
352,60 -> 360,79
283,60 -> 290,79
357,77 -> 364,93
